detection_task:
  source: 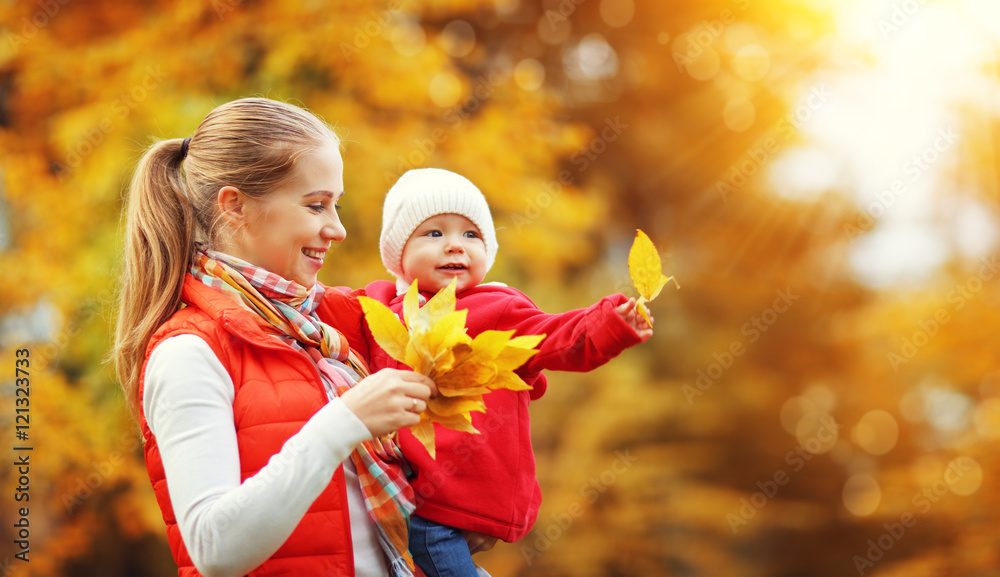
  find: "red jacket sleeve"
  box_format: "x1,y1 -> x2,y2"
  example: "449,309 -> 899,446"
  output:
495,292 -> 644,376
315,285 -> 371,364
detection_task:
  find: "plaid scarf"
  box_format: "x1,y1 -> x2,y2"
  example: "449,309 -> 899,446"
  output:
190,245 -> 417,576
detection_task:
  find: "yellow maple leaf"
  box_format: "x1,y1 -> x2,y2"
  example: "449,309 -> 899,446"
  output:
628,229 -> 679,326
358,279 -> 545,458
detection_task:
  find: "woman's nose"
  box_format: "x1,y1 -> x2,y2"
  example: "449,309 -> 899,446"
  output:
321,216 -> 347,242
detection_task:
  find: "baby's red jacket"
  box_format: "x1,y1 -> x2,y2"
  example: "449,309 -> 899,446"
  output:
363,281 -> 644,542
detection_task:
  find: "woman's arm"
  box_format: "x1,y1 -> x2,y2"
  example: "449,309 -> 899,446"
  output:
144,334 -> 372,577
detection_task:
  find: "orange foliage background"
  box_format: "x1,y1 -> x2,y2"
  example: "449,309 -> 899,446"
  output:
1,0 -> 999,575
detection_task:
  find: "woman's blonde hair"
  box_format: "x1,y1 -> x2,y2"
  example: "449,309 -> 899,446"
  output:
113,97 -> 338,420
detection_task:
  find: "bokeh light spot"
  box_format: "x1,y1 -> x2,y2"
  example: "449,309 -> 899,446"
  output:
843,474 -> 881,516
429,73 -> 462,107
391,20 -> 426,57
599,0 -> 634,28
732,44 -> 771,81
795,412 -> 839,454
440,20 -> 476,58
723,22 -> 761,53
974,398 -> 1000,439
853,410 -> 899,456
496,0 -> 519,19
564,34 -> 619,81
924,387 -> 973,433
514,58 -> 545,91
780,396 -> 817,435
803,383 -> 838,413
723,97 -> 756,132
946,456 -> 982,496
685,45 -> 720,81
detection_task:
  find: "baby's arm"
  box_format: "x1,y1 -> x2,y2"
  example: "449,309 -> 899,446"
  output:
497,292 -> 649,374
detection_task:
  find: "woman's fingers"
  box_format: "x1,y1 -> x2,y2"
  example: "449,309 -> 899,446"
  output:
340,369 -> 437,437
403,395 -> 428,415
385,368 -> 438,399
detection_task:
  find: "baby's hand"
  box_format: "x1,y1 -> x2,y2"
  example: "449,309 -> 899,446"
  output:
462,530 -> 498,555
616,297 -> 653,340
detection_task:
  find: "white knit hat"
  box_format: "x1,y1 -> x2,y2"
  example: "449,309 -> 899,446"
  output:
379,168 -> 498,281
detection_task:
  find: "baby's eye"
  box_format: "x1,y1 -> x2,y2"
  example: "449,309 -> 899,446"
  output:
464,230 -> 479,239
427,230 -> 443,237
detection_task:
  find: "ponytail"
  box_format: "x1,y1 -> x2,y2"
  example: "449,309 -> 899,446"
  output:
113,138 -> 193,420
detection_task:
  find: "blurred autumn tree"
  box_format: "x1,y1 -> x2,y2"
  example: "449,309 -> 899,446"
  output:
1,0 -> 999,576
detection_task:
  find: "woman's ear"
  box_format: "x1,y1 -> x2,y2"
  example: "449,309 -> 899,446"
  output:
217,186 -> 247,227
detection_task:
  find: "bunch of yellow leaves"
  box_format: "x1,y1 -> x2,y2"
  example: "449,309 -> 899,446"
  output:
357,279 -> 544,458
628,229 -> 680,325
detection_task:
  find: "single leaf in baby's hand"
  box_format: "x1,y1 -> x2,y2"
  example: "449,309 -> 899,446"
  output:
627,229 -> 679,326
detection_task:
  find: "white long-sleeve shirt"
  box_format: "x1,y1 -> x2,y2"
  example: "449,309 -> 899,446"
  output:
143,334 -> 389,577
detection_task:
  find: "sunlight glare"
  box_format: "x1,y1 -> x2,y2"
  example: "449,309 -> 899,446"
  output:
779,0 -> 1000,288
951,198 -> 1000,260
769,146 -> 842,200
848,222 -> 949,288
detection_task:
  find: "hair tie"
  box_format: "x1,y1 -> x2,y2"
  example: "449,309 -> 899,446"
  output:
180,137 -> 191,160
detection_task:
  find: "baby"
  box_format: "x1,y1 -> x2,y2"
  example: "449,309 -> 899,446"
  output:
365,168 -> 651,577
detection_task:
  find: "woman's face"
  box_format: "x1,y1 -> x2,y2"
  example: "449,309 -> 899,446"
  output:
227,139 -> 347,288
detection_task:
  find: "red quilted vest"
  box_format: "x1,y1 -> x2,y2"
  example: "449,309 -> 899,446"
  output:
139,275 -> 373,576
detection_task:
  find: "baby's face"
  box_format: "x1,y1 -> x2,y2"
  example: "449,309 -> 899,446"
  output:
401,213 -> 487,293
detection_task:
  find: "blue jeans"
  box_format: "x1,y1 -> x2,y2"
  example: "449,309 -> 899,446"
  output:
409,515 -> 480,577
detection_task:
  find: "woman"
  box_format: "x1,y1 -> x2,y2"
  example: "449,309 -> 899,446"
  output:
113,97 -> 435,577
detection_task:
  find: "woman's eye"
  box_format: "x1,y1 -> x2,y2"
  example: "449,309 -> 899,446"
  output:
308,204 -> 325,212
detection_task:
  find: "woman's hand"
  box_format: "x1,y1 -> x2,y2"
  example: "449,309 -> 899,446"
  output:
340,369 -> 437,438
616,297 -> 653,340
